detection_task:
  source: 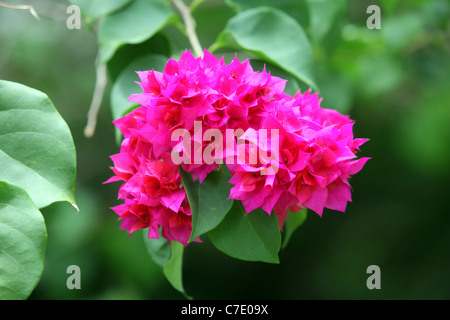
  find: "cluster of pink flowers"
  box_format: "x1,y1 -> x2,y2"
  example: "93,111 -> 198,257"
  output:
106,49 -> 369,246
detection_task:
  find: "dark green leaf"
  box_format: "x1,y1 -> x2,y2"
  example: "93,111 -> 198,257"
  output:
282,208 -> 307,249
163,241 -> 190,298
212,7 -> 316,89
106,33 -> 171,83
0,80 -> 77,209
0,181 -> 47,299
97,0 -> 177,64
142,228 -> 171,268
208,201 -> 281,264
192,2 -> 236,49
180,167 -> 234,242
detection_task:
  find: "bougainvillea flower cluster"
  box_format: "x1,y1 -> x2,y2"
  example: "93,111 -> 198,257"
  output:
106,49 -> 369,246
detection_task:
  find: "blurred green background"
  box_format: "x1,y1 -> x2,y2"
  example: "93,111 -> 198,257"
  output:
0,0 -> 449,299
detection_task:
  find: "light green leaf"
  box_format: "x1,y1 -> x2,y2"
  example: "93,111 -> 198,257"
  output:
212,7 -> 316,89
163,241 -> 190,298
0,181 -> 47,300
97,0 -> 177,64
282,208 -> 307,249
0,80 -> 77,209
142,228 -> 170,268
180,167 -> 234,242
69,0 -> 132,27
208,201 -> 281,264
224,0 -> 309,28
110,54 -> 168,121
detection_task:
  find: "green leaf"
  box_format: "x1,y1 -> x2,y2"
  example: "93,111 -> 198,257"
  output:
307,0 -> 346,43
143,231 -> 190,297
180,167 -> 234,242
208,201 -> 281,264
212,7 -> 316,89
97,0 -> 177,65
106,33 -> 171,83
163,241 -> 190,298
282,208 -> 307,249
142,228 -> 170,268
0,80 -> 77,209
69,0 -> 132,28
191,1 -> 236,49
110,54 -> 168,121
224,0 -> 309,29
0,181 -> 47,299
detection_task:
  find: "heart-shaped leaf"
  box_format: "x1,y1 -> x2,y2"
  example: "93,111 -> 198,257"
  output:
212,7 -> 316,89
0,80 -> 77,209
97,0 -> 177,64
163,241 -> 191,299
0,181 -> 47,299
142,228 -> 171,268
180,167 -> 234,242
224,0 -> 309,28
209,201 -> 281,264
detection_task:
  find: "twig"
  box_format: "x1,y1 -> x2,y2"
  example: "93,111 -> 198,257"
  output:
171,0 -> 203,57
0,1 -> 40,20
84,63 -> 107,138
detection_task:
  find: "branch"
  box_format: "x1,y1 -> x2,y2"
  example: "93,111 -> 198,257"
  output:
84,63 -> 107,138
171,0 -> 203,57
0,1 -> 40,20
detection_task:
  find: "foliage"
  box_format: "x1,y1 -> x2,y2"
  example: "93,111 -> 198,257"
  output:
0,80 -> 77,299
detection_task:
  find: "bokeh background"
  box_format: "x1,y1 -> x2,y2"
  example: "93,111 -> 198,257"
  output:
0,0 -> 449,299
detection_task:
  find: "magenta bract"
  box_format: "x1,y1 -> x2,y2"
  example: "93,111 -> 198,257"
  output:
106,50 -> 369,245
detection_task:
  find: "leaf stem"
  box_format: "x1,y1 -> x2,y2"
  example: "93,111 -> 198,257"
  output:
0,1 -> 40,20
171,0 -> 203,57
84,63 -> 107,138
